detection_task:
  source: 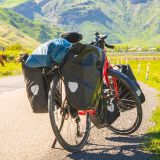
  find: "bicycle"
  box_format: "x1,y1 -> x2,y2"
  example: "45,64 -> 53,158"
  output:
48,32 -> 143,152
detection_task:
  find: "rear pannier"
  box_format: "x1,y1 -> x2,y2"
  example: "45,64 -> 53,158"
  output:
20,38 -> 71,113
62,43 -> 105,110
22,63 -> 49,113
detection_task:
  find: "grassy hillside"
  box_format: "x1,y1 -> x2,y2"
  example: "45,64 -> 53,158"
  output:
0,22 -> 39,49
0,8 -> 62,43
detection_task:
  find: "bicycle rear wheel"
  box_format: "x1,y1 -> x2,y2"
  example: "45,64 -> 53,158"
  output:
48,75 -> 91,152
105,69 -> 143,135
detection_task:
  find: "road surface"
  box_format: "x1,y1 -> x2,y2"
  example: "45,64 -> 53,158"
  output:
0,76 -> 158,160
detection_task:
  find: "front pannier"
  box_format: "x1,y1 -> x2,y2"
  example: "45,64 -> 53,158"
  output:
103,98 -> 120,125
62,43 -> 105,110
96,83 -> 120,125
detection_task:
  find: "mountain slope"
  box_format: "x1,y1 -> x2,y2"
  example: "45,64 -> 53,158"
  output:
1,0 -> 160,46
0,8 -> 62,43
35,0 -> 160,46
0,22 -> 39,49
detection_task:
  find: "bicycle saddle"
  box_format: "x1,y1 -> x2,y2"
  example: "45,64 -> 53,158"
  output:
61,32 -> 83,43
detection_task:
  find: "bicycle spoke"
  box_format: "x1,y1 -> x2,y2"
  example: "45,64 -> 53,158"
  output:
119,91 -> 131,99
49,76 -> 90,152
120,98 -> 135,103
119,102 -> 136,109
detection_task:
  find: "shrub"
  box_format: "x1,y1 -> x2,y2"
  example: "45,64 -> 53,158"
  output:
6,44 -> 23,51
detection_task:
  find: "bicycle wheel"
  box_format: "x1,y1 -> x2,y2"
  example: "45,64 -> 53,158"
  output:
48,74 -> 91,152
105,69 -> 143,135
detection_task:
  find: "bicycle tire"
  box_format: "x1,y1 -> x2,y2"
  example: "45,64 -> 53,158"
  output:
105,68 -> 143,135
48,74 -> 91,152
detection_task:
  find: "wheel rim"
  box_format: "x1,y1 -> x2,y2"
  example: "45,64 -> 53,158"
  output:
49,77 -> 90,150
105,74 -> 141,133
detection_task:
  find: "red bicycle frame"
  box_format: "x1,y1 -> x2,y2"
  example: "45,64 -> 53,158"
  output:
103,51 -> 119,98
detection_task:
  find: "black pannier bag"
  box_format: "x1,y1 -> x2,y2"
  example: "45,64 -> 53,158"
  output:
22,64 -> 48,113
62,43 -> 104,110
103,98 -> 120,125
19,54 -> 49,113
90,94 -> 120,127
96,84 -> 120,126
119,65 -> 145,104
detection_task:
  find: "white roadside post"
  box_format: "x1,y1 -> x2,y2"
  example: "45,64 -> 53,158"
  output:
125,59 -> 128,64
137,62 -> 141,75
121,58 -> 123,64
146,63 -> 150,80
117,59 -> 119,64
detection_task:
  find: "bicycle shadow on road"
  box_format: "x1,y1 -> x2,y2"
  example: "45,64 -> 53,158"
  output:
67,134 -> 154,160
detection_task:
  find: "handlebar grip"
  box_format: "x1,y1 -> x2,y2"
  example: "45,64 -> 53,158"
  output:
105,42 -> 115,49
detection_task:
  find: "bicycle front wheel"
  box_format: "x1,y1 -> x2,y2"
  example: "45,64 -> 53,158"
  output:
105,69 -> 143,135
48,75 -> 91,152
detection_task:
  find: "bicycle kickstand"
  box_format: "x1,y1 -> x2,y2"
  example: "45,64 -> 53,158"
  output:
51,138 -> 57,148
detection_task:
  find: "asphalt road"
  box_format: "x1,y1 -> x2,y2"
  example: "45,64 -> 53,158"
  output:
0,76 -> 24,94
0,76 -> 158,160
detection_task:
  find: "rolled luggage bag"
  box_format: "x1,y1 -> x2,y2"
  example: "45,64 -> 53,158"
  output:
22,63 -> 48,113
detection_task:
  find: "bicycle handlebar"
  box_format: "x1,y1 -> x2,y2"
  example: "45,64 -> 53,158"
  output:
95,32 -> 107,40
90,32 -> 115,49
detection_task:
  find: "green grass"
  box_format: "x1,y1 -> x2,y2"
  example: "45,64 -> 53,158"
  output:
0,62 -> 21,77
146,92 -> 160,157
144,105 -> 160,155
0,50 -> 29,77
129,60 -> 160,90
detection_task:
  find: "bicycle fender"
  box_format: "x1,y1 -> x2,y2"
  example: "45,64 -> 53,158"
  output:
108,69 -> 142,98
